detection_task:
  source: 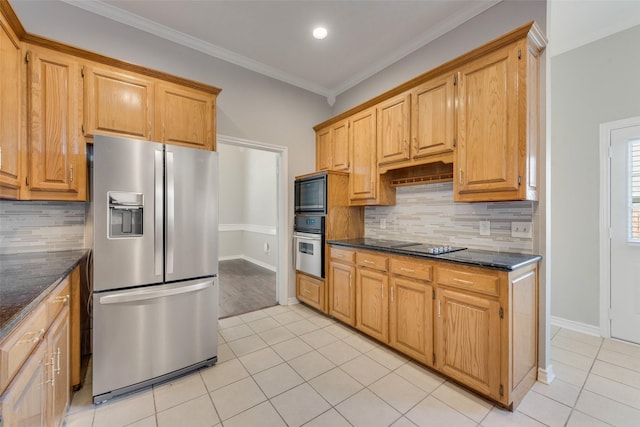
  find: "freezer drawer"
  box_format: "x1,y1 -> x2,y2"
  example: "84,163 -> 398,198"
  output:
92,278 -> 218,402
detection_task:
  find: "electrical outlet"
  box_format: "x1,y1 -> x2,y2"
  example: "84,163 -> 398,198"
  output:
479,220 -> 490,236
511,222 -> 533,238
380,218 -> 387,229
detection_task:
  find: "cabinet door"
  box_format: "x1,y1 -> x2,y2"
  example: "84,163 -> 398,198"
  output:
47,308 -> 69,427
377,93 -> 410,166
355,268 -> 389,343
0,343 -> 47,427
349,108 -> 377,202
412,74 -> 455,159
331,120 -> 350,171
0,14 -> 22,198
328,261 -> 356,325
296,272 -> 324,312
389,277 -> 433,366
316,126 -> 332,171
455,45 -> 519,198
83,65 -> 154,141
26,47 -> 85,201
156,83 -> 214,150
435,288 -> 501,400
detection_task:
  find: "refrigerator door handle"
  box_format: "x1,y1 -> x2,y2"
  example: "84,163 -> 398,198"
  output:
99,280 -> 214,305
155,149 -> 164,277
166,151 -> 175,275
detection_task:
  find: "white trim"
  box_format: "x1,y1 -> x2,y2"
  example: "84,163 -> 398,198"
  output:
551,316 -> 601,337
218,255 -> 276,272
537,367 -> 556,385
287,297 -> 300,306
219,224 -> 277,235
599,116 -> 640,339
217,135 -> 289,307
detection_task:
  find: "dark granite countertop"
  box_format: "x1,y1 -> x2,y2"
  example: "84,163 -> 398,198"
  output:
0,249 -> 88,341
328,238 -> 541,271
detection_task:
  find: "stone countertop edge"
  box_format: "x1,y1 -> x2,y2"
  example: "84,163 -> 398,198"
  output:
327,239 -> 542,271
0,249 -> 89,342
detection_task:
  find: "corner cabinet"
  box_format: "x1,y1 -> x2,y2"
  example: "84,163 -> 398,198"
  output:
0,10 -> 22,199
455,27 -> 544,202
24,47 -> 86,202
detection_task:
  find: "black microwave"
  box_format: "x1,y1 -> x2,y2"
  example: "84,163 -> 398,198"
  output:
294,174 -> 327,214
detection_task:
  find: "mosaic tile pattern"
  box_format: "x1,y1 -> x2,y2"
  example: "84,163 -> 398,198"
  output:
0,201 -> 86,254
365,183 -> 535,253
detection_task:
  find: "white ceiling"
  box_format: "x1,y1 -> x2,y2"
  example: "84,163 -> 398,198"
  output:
58,0 -> 500,101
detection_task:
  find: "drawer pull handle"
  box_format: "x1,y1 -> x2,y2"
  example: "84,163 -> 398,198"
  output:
452,278 -> 474,286
55,295 -> 70,304
363,260 -> 375,265
20,328 -> 45,344
400,267 -> 415,273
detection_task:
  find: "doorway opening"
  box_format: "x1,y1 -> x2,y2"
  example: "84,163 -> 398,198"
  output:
217,135 -> 289,318
599,117 -> 640,344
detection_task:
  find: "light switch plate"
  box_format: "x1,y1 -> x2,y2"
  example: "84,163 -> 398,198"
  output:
512,222 -> 533,238
479,220 -> 490,236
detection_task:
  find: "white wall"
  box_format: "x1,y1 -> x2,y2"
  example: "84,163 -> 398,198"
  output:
218,144 -> 278,269
11,0 -> 332,298
550,24 -> 640,327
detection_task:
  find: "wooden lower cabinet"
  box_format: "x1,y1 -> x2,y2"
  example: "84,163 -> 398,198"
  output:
0,277 -> 73,427
324,244 -> 538,409
328,258 -> 356,326
296,272 -> 324,312
389,277 -> 433,366
435,287 -> 501,400
355,267 -> 389,343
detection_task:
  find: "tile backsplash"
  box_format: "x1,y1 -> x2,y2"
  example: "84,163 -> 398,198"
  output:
365,182 -> 534,253
0,201 -> 86,254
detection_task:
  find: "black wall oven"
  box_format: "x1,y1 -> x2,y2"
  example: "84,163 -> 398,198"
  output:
295,173 -> 327,214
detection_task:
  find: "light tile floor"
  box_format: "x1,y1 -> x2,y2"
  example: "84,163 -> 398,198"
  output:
65,304 -> 640,427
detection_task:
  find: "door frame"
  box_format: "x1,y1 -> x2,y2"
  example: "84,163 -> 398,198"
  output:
217,134 -> 289,306
599,116 -> 640,338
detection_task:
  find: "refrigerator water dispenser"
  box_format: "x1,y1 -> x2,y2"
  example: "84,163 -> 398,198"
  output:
108,191 -> 144,238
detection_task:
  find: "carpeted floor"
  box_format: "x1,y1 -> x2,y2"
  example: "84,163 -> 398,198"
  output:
218,258 -> 277,318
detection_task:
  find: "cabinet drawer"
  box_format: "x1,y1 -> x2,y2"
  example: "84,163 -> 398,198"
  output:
47,276 -> 71,325
331,247 -> 355,263
390,258 -> 433,281
356,252 -> 388,271
437,266 -> 500,296
297,273 -> 323,309
0,303 -> 47,393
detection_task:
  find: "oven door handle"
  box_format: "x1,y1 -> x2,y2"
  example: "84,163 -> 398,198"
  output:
293,232 -> 322,241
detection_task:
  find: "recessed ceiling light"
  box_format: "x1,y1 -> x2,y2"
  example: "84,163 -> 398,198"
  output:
313,27 -> 328,40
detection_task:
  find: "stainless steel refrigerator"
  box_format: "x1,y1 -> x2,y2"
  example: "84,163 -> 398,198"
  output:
91,135 -> 218,403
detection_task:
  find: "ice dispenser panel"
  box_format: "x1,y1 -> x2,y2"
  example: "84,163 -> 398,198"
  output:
108,191 -> 143,238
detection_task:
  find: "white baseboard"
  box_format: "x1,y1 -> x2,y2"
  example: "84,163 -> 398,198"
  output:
287,297 -> 300,305
551,316 -> 601,337
218,254 -> 276,272
538,366 -> 556,385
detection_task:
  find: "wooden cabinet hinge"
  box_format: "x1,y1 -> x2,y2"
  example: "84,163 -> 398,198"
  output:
25,176 -> 29,186
81,66 -> 84,78
25,51 -> 30,63
453,138 -> 457,148
453,75 -> 458,86
81,124 -> 85,135
433,353 -> 436,364
518,176 -> 522,186
499,307 -> 504,319
518,49 -> 522,60
499,384 -> 504,396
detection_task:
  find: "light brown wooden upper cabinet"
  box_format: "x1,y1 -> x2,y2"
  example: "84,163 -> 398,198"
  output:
0,12 -> 22,199
25,46 -> 86,202
377,92 -> 411,167
455,34 -> 542,202
316,119 -> 349,172
349,108 -> 395,206
155,83 -> 215,151
83,64 -> 154,142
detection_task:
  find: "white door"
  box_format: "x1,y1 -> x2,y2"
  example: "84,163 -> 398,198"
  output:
610,124 -> 640,344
